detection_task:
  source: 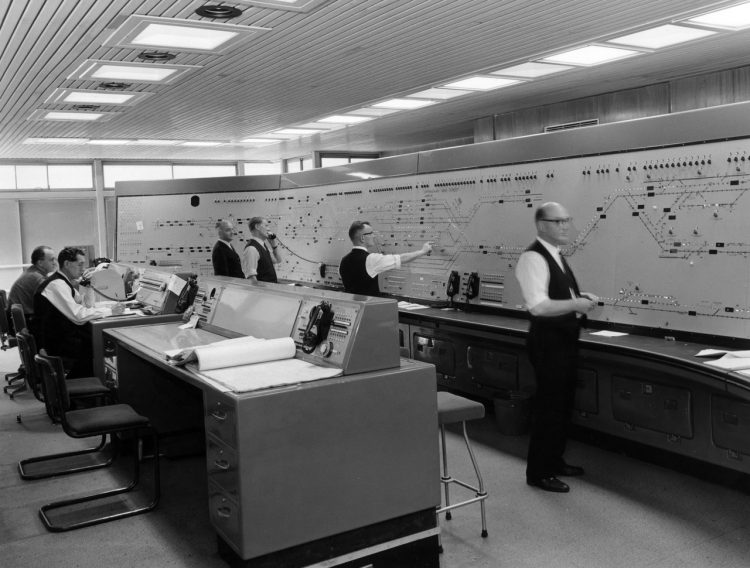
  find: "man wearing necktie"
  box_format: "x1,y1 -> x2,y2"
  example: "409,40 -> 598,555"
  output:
515,202 -> 598,493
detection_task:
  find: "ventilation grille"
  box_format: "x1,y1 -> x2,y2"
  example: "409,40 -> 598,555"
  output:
544,119 -> 599,133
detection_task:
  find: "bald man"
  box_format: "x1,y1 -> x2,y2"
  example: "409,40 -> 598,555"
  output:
515,202 -> 598,493
211,220 -> 244,278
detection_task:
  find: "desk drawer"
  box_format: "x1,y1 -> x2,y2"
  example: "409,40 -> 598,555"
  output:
204,392 -> 237,448
206,436 -> 239,499
208,481 -> 241,549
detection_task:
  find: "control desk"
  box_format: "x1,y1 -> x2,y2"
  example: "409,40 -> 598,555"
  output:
103,277 -> 440,566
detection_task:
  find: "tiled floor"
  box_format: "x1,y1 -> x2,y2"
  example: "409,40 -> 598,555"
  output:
2,347 -> 750,568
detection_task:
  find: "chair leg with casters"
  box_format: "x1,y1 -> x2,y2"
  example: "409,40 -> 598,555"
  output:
21,353 -> 160,532
436,391 -> 489,549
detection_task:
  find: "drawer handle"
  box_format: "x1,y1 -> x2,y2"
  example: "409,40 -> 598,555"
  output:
216,506 -> 232,519
214,459 -> 230,470
210,409 -> 227,422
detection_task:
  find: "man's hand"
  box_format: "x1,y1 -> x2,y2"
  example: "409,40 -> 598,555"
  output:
111,303 -> 126,316
422,242 -> 433,255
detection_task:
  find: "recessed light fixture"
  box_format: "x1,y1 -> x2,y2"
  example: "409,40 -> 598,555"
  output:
181,141 -> 223,146
101,15 -> 270,54
23,138 -> 89,145
608,24 -> 716,49
272,127 -> 326,135
46,88 -> 153,106
442,76 -> 522,91
69,60 -> 199,84
686,2 -> 750,30
133,139 -> 183,145
491,62 -> 572,78
98,82 -> 132,90
540,45 -> 641,66
239,137 -> 286,144
194,5 -> 244,19
372,98 -> 436,110
136,51 -> 176,61
28,109 -> 115,122
346,107 -> 400,117
88,139 -> 133,145
230,0 -> 330,13
317,114 -> 373,124
407,87 -> 473,99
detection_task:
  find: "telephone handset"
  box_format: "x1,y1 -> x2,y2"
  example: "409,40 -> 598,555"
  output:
465,272 -> 480,300
175,274 -> 199,314
301,301 -> 334,354
446,270 -> 461,298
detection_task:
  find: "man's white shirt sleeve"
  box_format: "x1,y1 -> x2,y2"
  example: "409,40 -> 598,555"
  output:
41,279 -> 111,324
515,251 -> 550,311
365,252 -> 401,278
241,246 -> 260,277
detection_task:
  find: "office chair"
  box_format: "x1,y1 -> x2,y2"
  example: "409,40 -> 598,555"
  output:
1,293 -> 25,397
14,331 -> 114,424
20,353 -> 159,532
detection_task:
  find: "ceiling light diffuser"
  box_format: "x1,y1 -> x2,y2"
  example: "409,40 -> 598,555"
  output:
608,24 -> 716,48
69,60 -> 199,84
318,115 -> 373,124
46,88 -> 153,106
88,139 -> 133,145
540,45 -> 641,66
23,138 -> 89,145
407,87 -> 473,99
442,76 -> 521,91
273,128 -> 325,135
181,141 -> 223,146
491,62 -> 572,78
372,98 -> 436,110
102,15 -> 270,54
239,138 -> 286,144
133,139 -> 183,145
686,2 -> 750,30
29,110 -> 107,121
346,107 -> 400,117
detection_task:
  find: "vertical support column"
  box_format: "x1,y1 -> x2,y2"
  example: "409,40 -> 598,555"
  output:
92,160 -> 107,257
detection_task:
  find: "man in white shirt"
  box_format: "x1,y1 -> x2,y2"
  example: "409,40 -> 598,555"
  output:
242,216 -> 282,283
515,202 -> 597,493
33,247 -> 123,378
339,220 -> 432,296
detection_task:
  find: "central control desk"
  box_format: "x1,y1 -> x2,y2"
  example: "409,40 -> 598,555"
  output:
104,278 -> 441,567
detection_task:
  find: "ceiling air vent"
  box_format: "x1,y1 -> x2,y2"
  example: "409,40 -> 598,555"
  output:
544,118 -> 599,133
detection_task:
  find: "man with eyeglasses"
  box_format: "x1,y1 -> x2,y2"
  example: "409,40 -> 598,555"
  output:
33,247 -> 124,378
339,220 -> 432,296
515,202 -> 598,493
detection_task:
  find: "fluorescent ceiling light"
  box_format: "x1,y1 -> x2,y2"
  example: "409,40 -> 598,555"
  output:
608,24 -> 716,48
346,107 -> 400,117
442,76 -> 521,91
686,2 -> 750,30
491,62 -> 572,78
23,138 -> 89,145
69,60 -> 198,84
239,138 -> 286,144
318,114 -> 373,124
407,87 -> 472,99
273,128 -> 325,135
297,122 -> 340,130
88,139 -> 132,145
540,45 -> 641,66
40,111 -> 104,121
64,92 -> 133,104
181,141 -> 223,146
372,98 -> 436,110
102,15 -> 270,54
133,139 -> 183,145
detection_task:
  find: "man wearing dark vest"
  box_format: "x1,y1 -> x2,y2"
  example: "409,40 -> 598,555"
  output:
8,245 -> 57,330
515,202 -> 598,493
33,247 -> 123,378
212,220 -> 244,278
339,220 -> 433,296
242,216 -> 282,283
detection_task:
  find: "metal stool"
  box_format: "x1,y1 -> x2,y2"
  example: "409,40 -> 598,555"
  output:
437,391 -> 488,541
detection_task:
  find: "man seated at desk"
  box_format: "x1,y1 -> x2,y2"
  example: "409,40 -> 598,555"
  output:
8,245 -> 57,332
33,247 -> 124,378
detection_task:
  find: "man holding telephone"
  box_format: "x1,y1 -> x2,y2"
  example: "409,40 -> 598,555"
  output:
243,216 -> 283,283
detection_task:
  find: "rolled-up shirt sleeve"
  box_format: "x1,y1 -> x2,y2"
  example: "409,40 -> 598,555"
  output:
365,252 -> 401,277
514,251 -> 550,311
42,279 -> 112,324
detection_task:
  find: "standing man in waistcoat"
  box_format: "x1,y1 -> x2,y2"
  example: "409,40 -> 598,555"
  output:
33,247 -> 123,378
515,202 -> 598,493
339,220 -> 433,296
211,220 -> 244,278
242,217 -> 282,283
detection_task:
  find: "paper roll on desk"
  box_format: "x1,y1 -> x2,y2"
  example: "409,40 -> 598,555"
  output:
165,336 -> 342,393
165,336 -> 296,370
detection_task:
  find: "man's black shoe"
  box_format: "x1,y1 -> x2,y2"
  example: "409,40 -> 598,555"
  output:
527,476 -> 570,493
556,464 -> 585,477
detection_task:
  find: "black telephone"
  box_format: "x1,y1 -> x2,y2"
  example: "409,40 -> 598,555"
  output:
301,301 -> 334,354
446,270 -> 461,298
465,272 -> 480,299
175,274 -> 199,314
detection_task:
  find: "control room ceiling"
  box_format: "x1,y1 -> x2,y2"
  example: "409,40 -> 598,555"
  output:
2,0 -> 750,162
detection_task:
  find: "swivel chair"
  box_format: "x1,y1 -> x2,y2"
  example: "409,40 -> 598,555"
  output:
20,353 -> 159,532
1,293 -> 25,397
